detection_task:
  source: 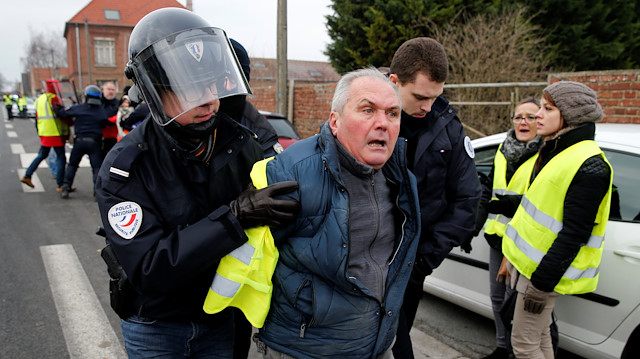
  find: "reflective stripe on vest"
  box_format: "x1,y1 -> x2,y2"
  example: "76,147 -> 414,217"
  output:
35,93 -> 67,137
203,157 -> 279,328
484,145 -> 537,237
503,140 -> 612,295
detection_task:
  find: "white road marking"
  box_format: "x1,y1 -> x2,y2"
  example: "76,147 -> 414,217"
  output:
6,124 -> 13,129
11,143 -> 25,154
7,131 -> 17,137
40,244 -> 127,359
18,169 -> 45,192
20,152 -> 90,169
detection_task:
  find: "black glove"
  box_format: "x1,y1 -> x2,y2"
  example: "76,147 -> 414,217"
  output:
486,194 -> 522,217
229,180 -> 300,228
409,255 -> 433,287
460,236 -> 473,253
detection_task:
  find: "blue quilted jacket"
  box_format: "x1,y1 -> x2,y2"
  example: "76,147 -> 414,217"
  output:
258,122 -> 421,358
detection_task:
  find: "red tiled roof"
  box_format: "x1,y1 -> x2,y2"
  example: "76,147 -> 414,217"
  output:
66,0 -> 187,27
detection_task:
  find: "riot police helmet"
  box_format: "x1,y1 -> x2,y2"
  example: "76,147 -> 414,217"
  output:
125,8 -> 251,128
84,85 -> 102,106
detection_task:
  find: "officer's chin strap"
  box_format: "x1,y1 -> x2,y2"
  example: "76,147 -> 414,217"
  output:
165,114 -> 218,152
191,129 -> 216,164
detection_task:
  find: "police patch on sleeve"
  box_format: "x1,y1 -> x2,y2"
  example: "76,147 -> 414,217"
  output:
108,201 -> 143,239
464,136 -> 475,159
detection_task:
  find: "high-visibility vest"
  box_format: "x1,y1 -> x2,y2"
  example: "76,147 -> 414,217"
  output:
503,140 -> 612,295
3,94 -> 13,106
35,93 -> 68,137
203,157 -> 279,328
484,145 -> 537,238
17,96 -> 27,110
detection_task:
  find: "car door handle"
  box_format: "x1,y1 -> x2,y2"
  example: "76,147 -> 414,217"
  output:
613,249 -> 640,261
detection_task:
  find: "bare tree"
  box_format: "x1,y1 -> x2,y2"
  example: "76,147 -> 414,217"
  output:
20,26 -> 67,74
430,8 -> 550,137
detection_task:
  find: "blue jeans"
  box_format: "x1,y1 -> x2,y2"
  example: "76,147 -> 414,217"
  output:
25,145 -> 66,187
121,315 -> 234,358
64,138 -> 103,187
489,245 -> 511,349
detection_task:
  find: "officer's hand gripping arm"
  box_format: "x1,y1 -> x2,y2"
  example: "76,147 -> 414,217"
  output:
229,180 -> 300,228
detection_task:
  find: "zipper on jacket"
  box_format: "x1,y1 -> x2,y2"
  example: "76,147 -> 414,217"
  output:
299,322 -> 307,338
388,180 -> 408,265
369,173 -> 385,302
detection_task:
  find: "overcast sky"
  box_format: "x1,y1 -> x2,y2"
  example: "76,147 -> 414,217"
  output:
0,0 -> 333,90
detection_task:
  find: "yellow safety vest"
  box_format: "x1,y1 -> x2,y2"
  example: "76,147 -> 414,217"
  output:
203,157 -> 279,328
18,96 -> 27,110
35,93 -> 68,137
503,140 -> 612,295
3,94 -> 13,106
484,145 -> 537,238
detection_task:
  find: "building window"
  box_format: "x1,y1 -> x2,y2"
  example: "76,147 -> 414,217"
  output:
95,38 -> 115,66
104,9 -> 121,21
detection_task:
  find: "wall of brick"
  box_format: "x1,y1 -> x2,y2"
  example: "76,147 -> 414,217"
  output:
251,69 -> 640,139
249,82 -> 336,139
549,70 -> 640,124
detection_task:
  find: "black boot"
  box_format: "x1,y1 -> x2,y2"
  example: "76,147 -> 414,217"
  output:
482,347 -> 509,359
60,184 -> 70,199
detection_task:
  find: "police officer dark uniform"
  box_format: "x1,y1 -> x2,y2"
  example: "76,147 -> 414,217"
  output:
388,37 -> 482,358
55,85 -> 108,199
94,8 -> 299,358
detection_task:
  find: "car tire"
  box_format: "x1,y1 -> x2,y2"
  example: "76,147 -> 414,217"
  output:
621,324 -> 640,359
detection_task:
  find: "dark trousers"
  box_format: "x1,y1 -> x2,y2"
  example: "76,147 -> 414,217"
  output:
102,137 -> 117,159
64,137 -> 103,187
233,308 -> 252,359
392,274 -> 425,359
6,104 -> 13,118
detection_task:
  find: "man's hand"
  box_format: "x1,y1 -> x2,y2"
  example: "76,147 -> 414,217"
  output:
496,256 -> 510,283
229,181 -> 300,228
523,283 -> 551,314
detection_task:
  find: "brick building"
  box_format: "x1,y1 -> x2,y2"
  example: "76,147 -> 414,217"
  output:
62,0 -> 188,96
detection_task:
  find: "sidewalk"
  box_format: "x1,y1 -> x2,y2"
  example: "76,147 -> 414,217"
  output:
410,327 -> 471,359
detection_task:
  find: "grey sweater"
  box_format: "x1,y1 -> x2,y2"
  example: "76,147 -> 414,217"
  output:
336,141 -> 397,302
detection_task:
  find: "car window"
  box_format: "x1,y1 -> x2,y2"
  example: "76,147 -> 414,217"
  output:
602,149 -> 640,222
268,119 -> 300,139
474,144 -> 499,177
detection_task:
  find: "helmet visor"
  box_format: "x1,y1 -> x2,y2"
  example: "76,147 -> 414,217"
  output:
131,27 -> 251,126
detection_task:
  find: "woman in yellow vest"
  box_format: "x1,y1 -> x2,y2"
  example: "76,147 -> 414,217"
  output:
502,81 -> 613,359
475,98 -> 542,359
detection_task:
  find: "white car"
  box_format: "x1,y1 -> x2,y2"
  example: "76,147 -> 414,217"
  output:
12,96 -> 36,118
424,123 -> 640,359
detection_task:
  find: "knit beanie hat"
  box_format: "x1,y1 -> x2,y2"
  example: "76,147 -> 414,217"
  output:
544,81 -> 603,126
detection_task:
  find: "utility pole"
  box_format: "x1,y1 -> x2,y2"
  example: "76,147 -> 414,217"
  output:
84,16 -> 93,85
276,0 -> 287,115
